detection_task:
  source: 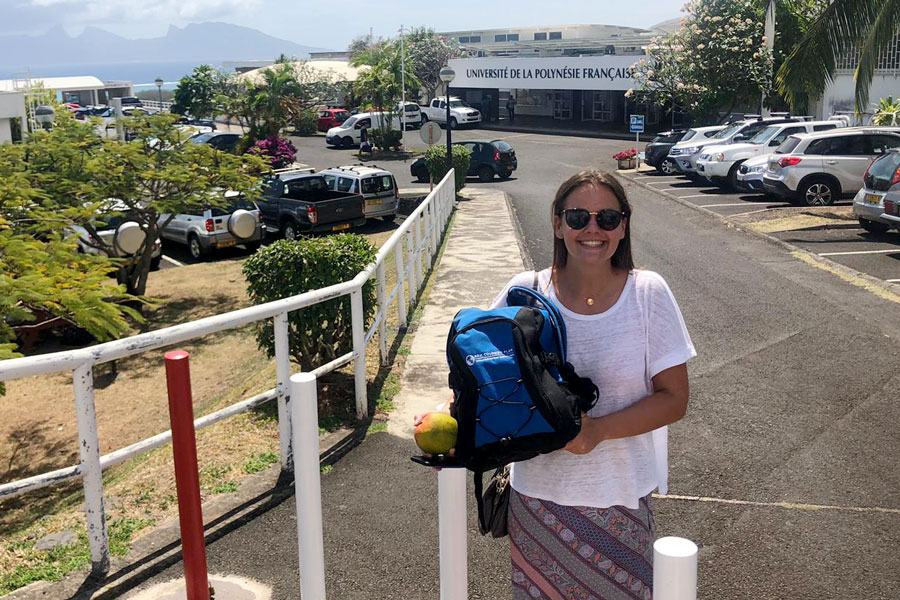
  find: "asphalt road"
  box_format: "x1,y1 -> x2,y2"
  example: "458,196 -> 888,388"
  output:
119,130 -> 900,599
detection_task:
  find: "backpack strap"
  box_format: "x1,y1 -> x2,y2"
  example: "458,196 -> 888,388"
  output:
506,285 -> 567,361
474,470 -> 488,534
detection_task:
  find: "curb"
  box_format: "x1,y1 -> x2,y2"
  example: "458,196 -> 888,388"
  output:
501,189 -> 535,271
620,171 -> 900,300
478,122 -> 651,142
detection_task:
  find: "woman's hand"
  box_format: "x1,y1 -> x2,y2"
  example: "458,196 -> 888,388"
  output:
564,414 -> 605,455
414,398 -> 456,471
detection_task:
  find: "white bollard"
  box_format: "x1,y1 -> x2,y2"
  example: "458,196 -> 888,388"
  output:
290,373 -> 327,600
653,536 -> 698,600
438,468 -> 467,600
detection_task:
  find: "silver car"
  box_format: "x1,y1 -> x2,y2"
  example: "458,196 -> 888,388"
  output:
158,193 -> 265,260
70,201 -> 162,271
853,149 -> 900,233
763,127 -> 900,206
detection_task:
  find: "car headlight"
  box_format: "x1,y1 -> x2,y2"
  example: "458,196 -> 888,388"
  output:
683,146 -> 700,155
711,153 -> 725,162
750,165 -> 764,173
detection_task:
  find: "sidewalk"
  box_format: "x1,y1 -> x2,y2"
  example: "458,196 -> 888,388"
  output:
11,187 -> 524,599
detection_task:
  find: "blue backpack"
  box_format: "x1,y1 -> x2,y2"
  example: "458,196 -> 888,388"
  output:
446,283 -> 599,473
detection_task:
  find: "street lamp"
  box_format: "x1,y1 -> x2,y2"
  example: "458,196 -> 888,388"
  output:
154,77 -> 164,109
439,66 -> 455,176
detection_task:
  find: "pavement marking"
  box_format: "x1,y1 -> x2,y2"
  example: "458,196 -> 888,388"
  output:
675,193 -> 719,199
729,207 -> 791,217
655,493 -> 900,515
161,255 -> 185,267
645,180 -> 684,186
701,202 -> 759,208
792,251 -> 900,305
887,278 -> 900,283
818,249 -> 899,256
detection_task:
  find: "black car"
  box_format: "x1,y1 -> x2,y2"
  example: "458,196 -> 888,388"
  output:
644,129 -> 688,174
410,139 -> 517,183
189,132 -> 241,153
177,116 -> 218,130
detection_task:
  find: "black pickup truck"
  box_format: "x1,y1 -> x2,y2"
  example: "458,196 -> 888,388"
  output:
258,172 -> 366,239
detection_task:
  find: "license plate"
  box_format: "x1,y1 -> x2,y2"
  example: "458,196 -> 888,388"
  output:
865,193 -> 882,205
366,199 -> 383,205
332,223 -> 351,231
768,162 -> 777,171
217,240 -> 236,248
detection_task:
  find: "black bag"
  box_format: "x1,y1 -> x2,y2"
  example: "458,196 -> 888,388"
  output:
446,274 -> 598,536
478,465 -> 511,538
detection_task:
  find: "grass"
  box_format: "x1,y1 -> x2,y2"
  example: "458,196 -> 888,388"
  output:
0,198 -> 458,596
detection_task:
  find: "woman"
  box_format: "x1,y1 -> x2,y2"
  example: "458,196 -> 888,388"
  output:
492,170 -> 695,600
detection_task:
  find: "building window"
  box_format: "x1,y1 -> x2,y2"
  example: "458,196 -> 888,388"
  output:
508,34 -> 519,42
459,36 -> 469,43
534,32 -> 547,41
549,31 -> 562,40
470,35 -> 481,42
494,34 -> 507,42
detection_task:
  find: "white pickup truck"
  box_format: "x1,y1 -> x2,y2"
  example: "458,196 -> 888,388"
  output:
420,97 -> 481,129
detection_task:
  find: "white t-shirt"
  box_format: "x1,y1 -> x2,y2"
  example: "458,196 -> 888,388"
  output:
489,268 -> 696,509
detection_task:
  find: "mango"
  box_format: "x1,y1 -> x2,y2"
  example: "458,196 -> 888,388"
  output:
414,412 -> 458,455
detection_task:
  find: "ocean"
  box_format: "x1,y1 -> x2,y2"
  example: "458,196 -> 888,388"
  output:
0,60 -> 223,91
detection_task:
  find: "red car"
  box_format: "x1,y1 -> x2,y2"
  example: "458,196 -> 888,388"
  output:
317,108 -> 350,132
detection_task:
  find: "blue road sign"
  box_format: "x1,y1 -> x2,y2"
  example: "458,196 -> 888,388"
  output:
630,114 -> 645,133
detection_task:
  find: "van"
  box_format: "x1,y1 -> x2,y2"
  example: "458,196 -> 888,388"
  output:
325,112 -> 402,148
319,165 -> 399,221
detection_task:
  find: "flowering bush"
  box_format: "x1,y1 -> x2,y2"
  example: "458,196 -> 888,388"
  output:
246,136 -> 297,169
612,148 -> 638,161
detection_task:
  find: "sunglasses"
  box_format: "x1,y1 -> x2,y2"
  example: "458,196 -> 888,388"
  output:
558,208 -> 629,231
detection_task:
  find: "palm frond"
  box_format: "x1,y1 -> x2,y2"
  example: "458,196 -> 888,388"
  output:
854,0 -> 900,113
777,0 -> 881,111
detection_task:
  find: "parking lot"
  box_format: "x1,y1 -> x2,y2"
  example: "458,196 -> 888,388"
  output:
626,168 -> 900,284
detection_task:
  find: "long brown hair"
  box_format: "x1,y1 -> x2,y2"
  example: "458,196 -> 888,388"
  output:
551,170 -> 634,272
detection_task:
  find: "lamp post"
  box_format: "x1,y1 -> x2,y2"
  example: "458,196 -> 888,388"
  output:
439,66 -> 455,175
154,77 -> 164,110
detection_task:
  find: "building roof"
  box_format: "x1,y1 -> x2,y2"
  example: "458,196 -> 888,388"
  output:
237,60 -> 367,84
0,75 -> 108,93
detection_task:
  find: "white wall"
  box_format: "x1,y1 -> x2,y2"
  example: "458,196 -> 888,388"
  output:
0,91 -> 26,120
821,72 -> 900,121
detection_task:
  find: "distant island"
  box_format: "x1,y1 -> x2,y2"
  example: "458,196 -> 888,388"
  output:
0,22 -> 331,70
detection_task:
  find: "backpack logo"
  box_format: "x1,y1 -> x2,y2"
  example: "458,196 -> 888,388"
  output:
465,349 -> 513,366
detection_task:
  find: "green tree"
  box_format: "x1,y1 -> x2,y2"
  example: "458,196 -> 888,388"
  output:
351,40 -> 420,141
630,0 -> 774,122
873,96 -> 900,125
171,64 -> 224,120
404,27 -> 459,99
777,0 -> 900,113
1,115 -> 266,297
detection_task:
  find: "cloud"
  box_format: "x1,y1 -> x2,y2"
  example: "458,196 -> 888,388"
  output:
26,0 -> 261,25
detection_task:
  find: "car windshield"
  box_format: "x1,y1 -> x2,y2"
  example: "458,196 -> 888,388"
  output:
191,133 -> 216,144
867,152 -> 900,181
342,116 -> 358,128
449,100 -> 470,108
713,124 -> 742,139
493,141 -> 513,151
749,126 -> 781,144
774,136 -> 802,154
404,105 -> 419,112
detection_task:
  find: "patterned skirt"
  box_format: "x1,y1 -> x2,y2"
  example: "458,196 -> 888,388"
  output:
509,488 -> 655,600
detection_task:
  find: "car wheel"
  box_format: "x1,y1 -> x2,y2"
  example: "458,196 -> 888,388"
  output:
244,241 -> 262,253
282,221 -> 299,241
801,178 -> 837,206
449,117 -> 458,130
149,255 -> 162,271
477,166 -> 494,182
659,158 -> 678,175
381,215 -> 397,223
859,217 -> 890,234
420,113 -> 428,123
416,172 -> 430,183
499,171 -> 512,180
341,136 -> 353,149
188,235 -> 206,260
726,162 -> 743,191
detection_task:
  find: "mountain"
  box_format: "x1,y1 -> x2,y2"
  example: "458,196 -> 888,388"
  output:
0,22 -> 331,69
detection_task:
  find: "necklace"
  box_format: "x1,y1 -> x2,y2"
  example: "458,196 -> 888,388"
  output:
586,297 -> 595,306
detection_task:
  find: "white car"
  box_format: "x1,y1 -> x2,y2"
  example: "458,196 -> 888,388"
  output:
320,165 -> 399,221
696,120 -> 844,189
735,153 -> 773,194
71,200 -> 162,271
325,112 -> 401,148
852,148 -> 900,233
398,102 -> 422,130
667,125 -> 727,175
420,97 -> 481,129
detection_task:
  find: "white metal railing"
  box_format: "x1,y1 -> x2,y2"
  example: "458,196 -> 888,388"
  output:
0,171 -> 457,576
140,99 -> 174,112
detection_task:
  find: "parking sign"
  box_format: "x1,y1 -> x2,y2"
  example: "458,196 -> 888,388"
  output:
630,115 -> 645,133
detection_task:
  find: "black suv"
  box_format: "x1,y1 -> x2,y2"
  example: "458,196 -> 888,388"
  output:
644,129 -> 688,174
410,139 -> 518,182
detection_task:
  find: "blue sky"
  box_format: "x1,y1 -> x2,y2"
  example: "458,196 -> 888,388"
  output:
7,0 -> 685,49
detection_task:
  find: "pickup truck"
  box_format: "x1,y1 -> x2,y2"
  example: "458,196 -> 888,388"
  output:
420,97 -> 481,129
258,172 -> 367,239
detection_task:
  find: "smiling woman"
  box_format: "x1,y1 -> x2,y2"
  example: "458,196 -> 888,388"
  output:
487,169 -> 696,600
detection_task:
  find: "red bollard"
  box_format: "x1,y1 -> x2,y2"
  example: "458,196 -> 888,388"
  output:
164,350 -> 210,600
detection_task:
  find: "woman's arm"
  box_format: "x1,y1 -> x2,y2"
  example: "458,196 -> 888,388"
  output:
564,363 -> 689,455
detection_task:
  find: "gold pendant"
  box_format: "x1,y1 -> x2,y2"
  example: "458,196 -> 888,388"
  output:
586,298 -> 595,306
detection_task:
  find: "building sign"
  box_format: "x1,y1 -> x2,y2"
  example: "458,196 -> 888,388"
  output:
448,56 -> 640,91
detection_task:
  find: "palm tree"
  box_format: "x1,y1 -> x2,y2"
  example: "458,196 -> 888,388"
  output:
777,0 -> 900,114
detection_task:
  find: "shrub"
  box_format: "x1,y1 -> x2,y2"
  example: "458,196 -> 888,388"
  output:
424,144 -> 471,191
242,236 -> 377,373
371,128 -> 402,149
292,110 -> 318,136
246,136 -> 297,168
